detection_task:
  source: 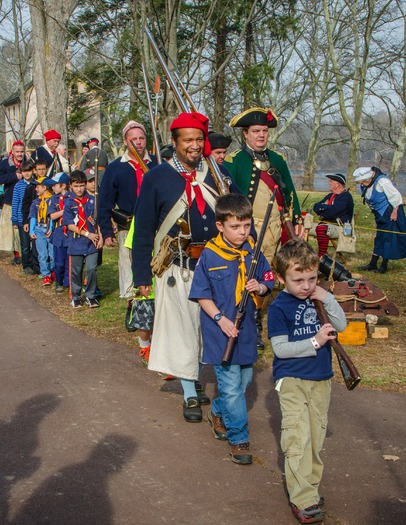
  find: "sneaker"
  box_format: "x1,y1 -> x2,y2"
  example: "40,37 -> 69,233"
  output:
230,442 -> 252,465
207,411 -> 227,441
55,284 -> 64,293
23,267 -> 35,275
11,257 -> 21,265
42,275 -> 52,286
71,299 -> 83,309
85,297 -> 100,308
139,346 -> 150,367
291,503 -> 324,524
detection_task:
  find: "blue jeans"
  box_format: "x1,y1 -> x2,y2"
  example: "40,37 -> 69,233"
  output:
35,225 -> 54,277
18,226 -> 33,270
212,364 -> 253,445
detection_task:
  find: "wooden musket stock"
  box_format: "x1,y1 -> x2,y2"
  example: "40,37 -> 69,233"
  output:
128,140 -> 149,173
221,188 -> 278,365
283,216 -> 361,390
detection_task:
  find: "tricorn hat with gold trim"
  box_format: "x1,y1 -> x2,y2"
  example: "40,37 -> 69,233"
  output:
229,107 -> 278,129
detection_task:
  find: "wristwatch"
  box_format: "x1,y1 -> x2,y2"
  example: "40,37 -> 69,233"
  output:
213,312 -> 223,324
84,231 -> 89,237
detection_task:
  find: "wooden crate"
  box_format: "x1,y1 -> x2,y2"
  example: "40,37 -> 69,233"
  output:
338,313 -> 367,345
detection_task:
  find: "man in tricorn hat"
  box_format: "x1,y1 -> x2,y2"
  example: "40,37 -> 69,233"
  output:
310,173 -> 354,257
132,111 -> 245,424
224,107 -> 300,349
208,132 -> 232,165
80,137 -> 109,186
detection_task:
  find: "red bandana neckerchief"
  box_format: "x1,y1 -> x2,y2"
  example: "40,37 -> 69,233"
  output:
58,194 -> 68,234
180,171 -> 206,215
73,196 -> 89,233
128,160 -> 144,196
327,193 -> 337,205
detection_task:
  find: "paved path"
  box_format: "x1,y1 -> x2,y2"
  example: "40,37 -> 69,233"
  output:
0,269 -> 405,525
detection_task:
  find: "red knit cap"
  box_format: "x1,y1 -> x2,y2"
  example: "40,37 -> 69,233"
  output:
44,129 -> 62,141
170,112 -> 212,156
12,140 -> 25,147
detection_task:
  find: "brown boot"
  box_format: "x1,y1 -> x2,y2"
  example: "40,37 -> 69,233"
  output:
230,442 -> 252,465
207,411 -> 227,440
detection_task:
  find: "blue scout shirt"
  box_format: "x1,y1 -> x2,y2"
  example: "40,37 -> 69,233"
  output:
189,240 -> 274,365
268,291 -> 334,382
48,192 -> 71,248
62,192 -> 98,256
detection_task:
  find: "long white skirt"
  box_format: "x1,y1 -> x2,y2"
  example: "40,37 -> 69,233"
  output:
0,204 -> 21,252
148,264 -> 201,380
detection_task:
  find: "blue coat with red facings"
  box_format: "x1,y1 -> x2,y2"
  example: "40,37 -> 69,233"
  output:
97,154 -> 157,239
131,162 -> 247,287
189,241 -> 274,365
62,192 -> 98,256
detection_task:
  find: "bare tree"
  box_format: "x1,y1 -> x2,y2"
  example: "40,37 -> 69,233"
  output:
29,0 -> 78,142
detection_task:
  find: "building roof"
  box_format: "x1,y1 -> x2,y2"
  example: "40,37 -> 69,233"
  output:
0,81 -> 33,107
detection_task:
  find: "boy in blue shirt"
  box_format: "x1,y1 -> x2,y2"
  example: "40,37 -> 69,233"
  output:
190,193 -> 274,465
48,172 -> 71,293
11,161 -> 35,274
268,239 -> 347,524
29,177 -> 56,286
63,170 -> 102,308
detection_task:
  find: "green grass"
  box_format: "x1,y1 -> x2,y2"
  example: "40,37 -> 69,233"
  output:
1,191 -> 405,392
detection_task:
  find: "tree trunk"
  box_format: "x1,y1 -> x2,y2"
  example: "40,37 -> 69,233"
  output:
390,116 -> 406,182
29,0 -> 78,143
212,17 -> 227,132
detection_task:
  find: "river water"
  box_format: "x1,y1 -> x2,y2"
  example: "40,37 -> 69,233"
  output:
291,171 -> 406,195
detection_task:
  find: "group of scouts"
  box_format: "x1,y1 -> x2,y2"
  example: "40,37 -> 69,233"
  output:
1,105 -> 404,525
0,130 -> 105,307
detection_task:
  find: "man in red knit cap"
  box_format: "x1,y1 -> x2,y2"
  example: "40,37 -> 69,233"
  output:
32,129 -> 68,176
0,140 -> 27,263
132,111 -> 245,423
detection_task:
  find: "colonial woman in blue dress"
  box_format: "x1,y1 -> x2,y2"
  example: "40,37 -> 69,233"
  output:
353,166 -> 406,274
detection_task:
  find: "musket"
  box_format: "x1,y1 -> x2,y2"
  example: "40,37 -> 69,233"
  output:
141,63 -> 162,164
93,148 -> 99,223
128,139 -> 149,173
221,187 -> 278,365
282,217 -> 361,390
145,25 -> 231,196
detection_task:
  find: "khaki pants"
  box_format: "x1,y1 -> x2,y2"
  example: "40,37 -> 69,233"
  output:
117,230 -> 133,298
277,377 -> 331,510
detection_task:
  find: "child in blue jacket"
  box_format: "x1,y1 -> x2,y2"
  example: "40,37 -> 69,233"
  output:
190,193 -> 274,465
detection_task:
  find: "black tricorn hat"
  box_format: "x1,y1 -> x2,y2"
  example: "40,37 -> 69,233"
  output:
208,132 -> 232,150
229,107 -> 278,128
81,141 -> 89,148
160,144 -> 175,160
326,173 -> 346,186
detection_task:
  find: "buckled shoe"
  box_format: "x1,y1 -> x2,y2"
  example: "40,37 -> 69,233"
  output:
183,396 -> 202,423
195,381 -> 210,405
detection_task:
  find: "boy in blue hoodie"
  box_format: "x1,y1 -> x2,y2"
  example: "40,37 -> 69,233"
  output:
29,177 -> 56,286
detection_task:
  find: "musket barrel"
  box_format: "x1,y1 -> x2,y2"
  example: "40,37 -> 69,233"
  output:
145,25 -> 230,196
142,63 -> 162,164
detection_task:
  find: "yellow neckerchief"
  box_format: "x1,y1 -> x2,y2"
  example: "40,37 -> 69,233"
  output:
205,233 -> 259,307
37,191 -> 52,224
